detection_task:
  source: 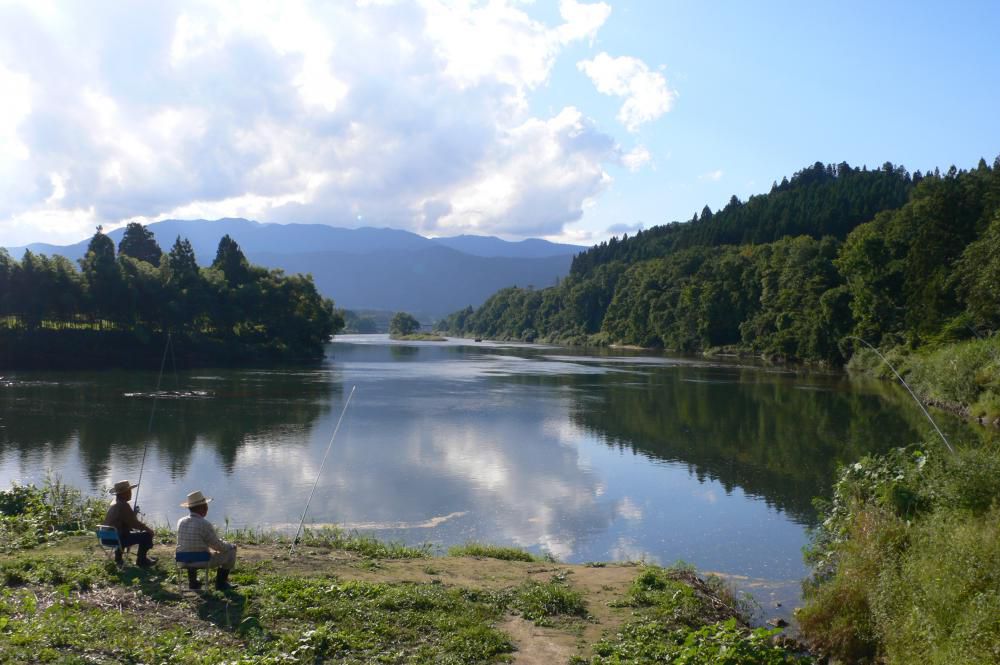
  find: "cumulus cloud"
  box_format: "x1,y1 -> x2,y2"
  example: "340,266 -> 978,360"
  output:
577,52 -> 675,132
0,0 -> 629,246
699,169 -> 724,181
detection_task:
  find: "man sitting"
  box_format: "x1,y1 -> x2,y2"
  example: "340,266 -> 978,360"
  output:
175,490 -> 237,590
104,479 -> 156,567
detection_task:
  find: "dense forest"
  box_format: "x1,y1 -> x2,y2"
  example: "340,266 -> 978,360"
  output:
437,158 -> 1000,363
0,224 -> 341,367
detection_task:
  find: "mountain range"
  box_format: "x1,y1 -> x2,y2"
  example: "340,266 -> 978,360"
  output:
4,218 -> 585,319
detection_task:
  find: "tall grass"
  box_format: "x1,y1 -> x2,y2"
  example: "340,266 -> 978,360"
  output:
447,542 -> 551,562
0,477 -> 106,552
799,443 -> 1000,664
848,336 -> 1000,421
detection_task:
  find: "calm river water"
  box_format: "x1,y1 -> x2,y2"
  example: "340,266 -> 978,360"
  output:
0,335 -> 981,608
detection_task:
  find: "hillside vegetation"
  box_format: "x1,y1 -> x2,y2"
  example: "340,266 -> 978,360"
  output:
438,159 -> 1000,369
0,226 -> 340,368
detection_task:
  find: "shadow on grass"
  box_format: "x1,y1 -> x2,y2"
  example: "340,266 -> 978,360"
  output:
114,563 -> 185,602
114,562 -> 255,635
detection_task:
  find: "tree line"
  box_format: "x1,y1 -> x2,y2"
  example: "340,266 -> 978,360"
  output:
0,224 -> 341,364
437,158 -> 1000,363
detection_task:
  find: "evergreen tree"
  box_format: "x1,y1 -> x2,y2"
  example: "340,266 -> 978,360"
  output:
117,223 -> 163,265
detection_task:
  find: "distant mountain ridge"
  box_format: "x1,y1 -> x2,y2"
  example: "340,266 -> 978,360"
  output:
3,218 -> 585,319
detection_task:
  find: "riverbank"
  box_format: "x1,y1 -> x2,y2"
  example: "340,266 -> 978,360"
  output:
390,333 -> 448,341
797,441 -> 1000,663
0,485 -> 809,664
847,336 -> 1000,427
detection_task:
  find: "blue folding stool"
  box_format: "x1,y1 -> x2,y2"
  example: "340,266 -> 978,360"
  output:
175,551 -> 212,589
95,525 -> 130,565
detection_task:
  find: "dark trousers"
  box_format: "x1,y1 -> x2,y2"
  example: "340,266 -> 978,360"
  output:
119,530 -> 153,550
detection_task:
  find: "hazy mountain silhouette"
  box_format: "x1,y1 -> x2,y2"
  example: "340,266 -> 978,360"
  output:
4,218 -> 583,318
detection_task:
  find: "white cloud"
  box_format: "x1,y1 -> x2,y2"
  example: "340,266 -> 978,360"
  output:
622,145 -> 651,172
0,0 -> 631,246
699,169 -> 724,182
578,52 -> 675,131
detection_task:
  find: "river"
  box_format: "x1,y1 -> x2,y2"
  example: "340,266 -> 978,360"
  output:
0,334 -> 982,611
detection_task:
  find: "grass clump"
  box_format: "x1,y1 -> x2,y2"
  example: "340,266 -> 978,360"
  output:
245,576 -> 514,663
214,525 -> 431,559
507,578 -> 588,624
799,443 -> 1000,664
0,479 -> 105,553
848,336 -> 1000,421
448,542 -> 549,562
589,566 -> 807,664
589,618 -> 807,664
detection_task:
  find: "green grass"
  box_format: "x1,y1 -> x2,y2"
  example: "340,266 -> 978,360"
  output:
848,336 -> 1000,421
447,542 -> 550,562
0,481 -> 810,663
587,566 -> 809,664
389,333 -> 448,341
799,443 -> 1000,664
235,525 -> 432,559
506,578 -> 588,625
0,479 -> 106,553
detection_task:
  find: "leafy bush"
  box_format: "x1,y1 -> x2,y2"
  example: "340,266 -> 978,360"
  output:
0,480 -> 106,552
799,443 -> 1000,664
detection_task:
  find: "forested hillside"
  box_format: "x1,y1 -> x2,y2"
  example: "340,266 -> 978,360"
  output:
0,225 -> 340,368
438,158 -> 1000,363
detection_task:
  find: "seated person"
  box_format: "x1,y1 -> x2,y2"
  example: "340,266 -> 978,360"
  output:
176,490 -> 237,590
104,479 -> 156,567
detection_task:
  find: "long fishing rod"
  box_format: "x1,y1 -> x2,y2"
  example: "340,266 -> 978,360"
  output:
844,336 -> 954,454
133,332 -> 172,514
291,384 -> 357,554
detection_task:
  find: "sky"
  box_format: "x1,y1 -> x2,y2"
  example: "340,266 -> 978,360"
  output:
1,0 -> 998,248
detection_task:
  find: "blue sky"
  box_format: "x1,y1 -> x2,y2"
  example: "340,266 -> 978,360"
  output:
0,1 -> 997,248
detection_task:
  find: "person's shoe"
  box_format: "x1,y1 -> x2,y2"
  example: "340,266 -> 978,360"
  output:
187,568 -> 203,590
114,548 -> 124,566
215,568 -> 235,591
137,555 -> 158,568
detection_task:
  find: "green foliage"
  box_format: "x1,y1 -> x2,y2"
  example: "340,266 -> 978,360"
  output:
592,566 -> 808,664
442,157 -> 1000,368
800,444 -> 1000,664
117,222 -> 163,266
389,311 -> 421,336
0,228 -> 342,366
214,525 -> 430,559
0,480 -> 105,553
504,578 -> 588,624
901,336 -> 1000,416
447,542 -> 546,562
249,576 -> 514,663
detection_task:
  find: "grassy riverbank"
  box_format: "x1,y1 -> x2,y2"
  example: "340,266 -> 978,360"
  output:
0,483 -> 808,664
390,333 -> 448,341
798,442 -> 1000,663
848,336 -> 1000,425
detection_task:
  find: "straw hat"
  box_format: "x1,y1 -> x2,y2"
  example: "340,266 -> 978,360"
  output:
109,480 -> 138,495
180,490 -> 213,509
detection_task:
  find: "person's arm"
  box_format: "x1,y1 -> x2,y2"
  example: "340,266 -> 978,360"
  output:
122,503 -> 154,533
201,520 -> 228,553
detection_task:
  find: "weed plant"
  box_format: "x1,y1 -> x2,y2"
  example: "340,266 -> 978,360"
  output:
848,336 -> 1000,420
590,565 -> 809,664
799,443 -> 1000,663
0,479 -> 105,553
447,542 -> 550,562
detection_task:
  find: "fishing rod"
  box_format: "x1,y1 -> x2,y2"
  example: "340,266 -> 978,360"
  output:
291,384 -> 357,554
133,332 -> 173,515
844,336 -> 954,454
